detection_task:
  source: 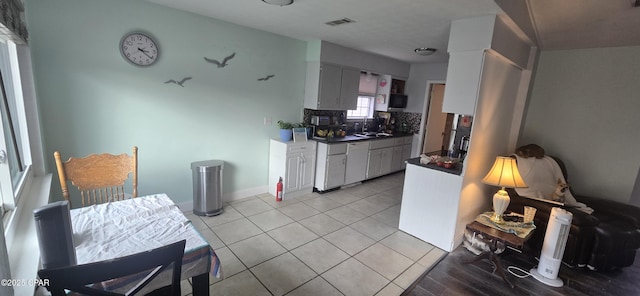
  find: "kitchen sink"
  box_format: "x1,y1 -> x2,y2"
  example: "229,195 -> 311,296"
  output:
352,132 -> 392,138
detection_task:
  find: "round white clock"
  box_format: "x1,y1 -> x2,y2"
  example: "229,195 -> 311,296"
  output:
120,32 -> 159,67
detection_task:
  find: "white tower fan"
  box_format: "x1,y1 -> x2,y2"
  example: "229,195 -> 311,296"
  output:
530,207 -> 573,287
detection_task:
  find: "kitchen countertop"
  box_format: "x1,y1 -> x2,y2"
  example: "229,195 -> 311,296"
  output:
405,157 -> 463,175
312,132 -> 415,144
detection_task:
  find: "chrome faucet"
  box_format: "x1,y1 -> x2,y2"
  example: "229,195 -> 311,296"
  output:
362,117 -> 368,133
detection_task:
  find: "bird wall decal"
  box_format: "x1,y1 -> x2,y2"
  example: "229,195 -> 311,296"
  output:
164,77 -> 192,87
257,74 -> 275,81
204,52 -> 236,68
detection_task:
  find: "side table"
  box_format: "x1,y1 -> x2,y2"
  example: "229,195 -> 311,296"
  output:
462,221 -> 534,288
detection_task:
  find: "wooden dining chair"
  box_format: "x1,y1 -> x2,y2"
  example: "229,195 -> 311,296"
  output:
38,239 -> 185,296
54,146 -> 138,207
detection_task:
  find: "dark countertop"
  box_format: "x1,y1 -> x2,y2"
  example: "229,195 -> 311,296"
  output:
312,132 -> 415,144
406,157 -> 463,176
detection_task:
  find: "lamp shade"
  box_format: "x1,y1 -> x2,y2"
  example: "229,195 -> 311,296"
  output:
482,156 -> 527,188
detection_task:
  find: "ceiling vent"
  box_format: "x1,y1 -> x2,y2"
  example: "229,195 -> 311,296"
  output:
325,18 -> 355,26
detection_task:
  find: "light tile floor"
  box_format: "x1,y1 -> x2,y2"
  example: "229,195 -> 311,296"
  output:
181,172 -> 447,296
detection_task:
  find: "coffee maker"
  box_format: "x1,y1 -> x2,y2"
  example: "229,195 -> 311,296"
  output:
459,136 -> 470,159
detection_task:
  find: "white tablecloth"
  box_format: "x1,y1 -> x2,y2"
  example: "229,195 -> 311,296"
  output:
70,193 -> 221,292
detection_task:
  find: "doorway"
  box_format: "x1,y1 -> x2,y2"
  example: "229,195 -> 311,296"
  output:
421,84 -> 454,155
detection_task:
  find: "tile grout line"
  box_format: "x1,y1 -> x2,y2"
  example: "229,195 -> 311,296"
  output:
195,172 -> 440,295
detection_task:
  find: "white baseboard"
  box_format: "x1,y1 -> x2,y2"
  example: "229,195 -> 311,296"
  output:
177,185 -> 269,212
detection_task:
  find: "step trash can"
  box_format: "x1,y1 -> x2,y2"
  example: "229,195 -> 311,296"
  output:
191,160 -> 224,216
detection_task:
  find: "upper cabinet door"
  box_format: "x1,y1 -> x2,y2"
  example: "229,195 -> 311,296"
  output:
442,51 -> 485,116
317,64 -> 343,110
339,67 -> 360,110
305,62 -> 341,110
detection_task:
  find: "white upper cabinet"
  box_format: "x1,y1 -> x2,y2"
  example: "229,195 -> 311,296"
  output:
442,51 -> 485,115
304,62 -> 359,110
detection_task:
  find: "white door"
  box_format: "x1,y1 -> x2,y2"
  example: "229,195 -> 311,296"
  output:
299,150 -> 316,189
285,153 -> 301,192
325,154 -> 346,189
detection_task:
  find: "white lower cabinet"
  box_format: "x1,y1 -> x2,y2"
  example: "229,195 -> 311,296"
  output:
312,135 -> 413,190
367,147 -> 395,179
315,142 -> 347,191
379,147 -> 393,175
325,154 -> 347,189
367,138 -> 395,179
401,144 -> 412,169
269,139 -> 316,199
390,146 -> 404,172
366,148 -> 383,179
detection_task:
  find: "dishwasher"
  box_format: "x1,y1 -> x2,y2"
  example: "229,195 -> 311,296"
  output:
344,141 -> 370,185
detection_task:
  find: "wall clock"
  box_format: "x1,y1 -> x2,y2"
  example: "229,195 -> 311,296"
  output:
120,32 -> 159,67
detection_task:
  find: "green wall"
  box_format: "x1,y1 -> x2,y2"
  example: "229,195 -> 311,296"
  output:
521,46 -> 640,203
25,0 -> 307,205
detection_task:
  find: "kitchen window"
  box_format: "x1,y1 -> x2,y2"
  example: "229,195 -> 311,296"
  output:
347,72 -> 377,120
0,36 -> 49,296
347,95 -> 374,119
0,40 -> 29,217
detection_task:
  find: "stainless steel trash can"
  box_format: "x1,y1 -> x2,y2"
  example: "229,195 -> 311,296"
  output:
191,160 -> 224,216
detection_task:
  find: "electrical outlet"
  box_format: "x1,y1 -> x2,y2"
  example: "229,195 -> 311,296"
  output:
264,117 -> 272,126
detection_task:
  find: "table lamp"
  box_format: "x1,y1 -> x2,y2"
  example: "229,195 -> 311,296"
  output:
482,156 -> 528,223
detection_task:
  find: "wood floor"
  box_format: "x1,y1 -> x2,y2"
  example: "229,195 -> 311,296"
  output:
404,246 -> 640,296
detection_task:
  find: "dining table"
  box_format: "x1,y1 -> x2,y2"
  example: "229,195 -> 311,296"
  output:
70,193 -> 221,296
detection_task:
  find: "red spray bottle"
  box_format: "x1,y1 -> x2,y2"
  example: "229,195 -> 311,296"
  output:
276,177 -> 283,202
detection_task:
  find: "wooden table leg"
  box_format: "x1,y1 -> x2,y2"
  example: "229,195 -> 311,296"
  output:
488,251 -> 515,289
192,273 -> 209,296
462,240 -> 514,288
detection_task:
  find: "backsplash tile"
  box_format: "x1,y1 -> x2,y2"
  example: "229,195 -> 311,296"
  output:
390,112 -> 421,134
303,108 -> 421,134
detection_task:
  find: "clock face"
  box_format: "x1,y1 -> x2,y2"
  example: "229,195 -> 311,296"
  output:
120,32 -> 159,67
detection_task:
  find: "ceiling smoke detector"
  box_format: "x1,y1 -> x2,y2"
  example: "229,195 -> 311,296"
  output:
325,18 -> 355,26
261,0 -> 293,6
414,47 -> 437,56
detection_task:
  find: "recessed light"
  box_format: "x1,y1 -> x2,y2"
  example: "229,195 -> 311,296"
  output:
414,47 -> 437,56
262,0 -> 293,6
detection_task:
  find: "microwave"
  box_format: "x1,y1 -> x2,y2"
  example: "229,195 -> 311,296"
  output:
310,115 -> 330,125
389,94 -> 408,109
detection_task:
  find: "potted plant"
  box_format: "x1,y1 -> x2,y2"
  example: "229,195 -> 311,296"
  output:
277,120 -> 294,142
298,122 -> 314,139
